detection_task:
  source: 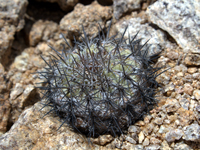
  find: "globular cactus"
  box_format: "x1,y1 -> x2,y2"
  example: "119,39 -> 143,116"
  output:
37,22 -> 162,138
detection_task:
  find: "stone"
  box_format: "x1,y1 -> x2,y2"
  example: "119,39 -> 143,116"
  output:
158,125 -> 171,134
174,142 -> 191,150
147,0 -> 200,52
179,98 -> 189,110
0,0 -> 28,66
115,17 -> 171,57
166,51 -> 179,60
150,137 -> 161,144
183,123 -> 200,142
29,20 -> 58,46
125,136 -> 136,144
60,2 -> 112,40
185,53 -> 200,66
0,102 -> 101,149
162,98 -> 180,113
183,83 -> 194,96
12,51 -> 30,72
154,117 -> 163,125
165,129 -> 183,142
187,67 -> 197,74
145,144 -> 160,150
193,90 -> 200,100
143,138 -> 149,146
92,134 -> 113,146
113,0 -> 141,19
177,108 -> 195,127
10,83 -> 24,100
128,125 -> 140,133
138,131 -> 145,143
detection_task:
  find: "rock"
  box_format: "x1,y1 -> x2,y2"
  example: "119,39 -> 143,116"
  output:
35,0 -> 79,11
161,140 -> 172,150
158,125 -> 171,134
174,142 -> 192,150
92,134 -> 113,146
113,0 -> 141,19
187,67 -> 197,74
0,66 -> 11,134
0,102 -> 101,149
12,51 -> 30,72
143,138 -> 149,146
10,83 -> 24,100
125,136 -> 136,144
115,17 -> 171,57
29,20 -> 58,46
128,125 -> 140,133
177,108 -> 195,127
0,0 -> 28,66
193,73 -> 200,80
162,98 -> 180,113
185,53 -> 200,66
183,83 -> 194,96
60,2 -> 112,40
138,131 -> 145,143
166,51 -> 179,60
154,117 -> 163,125
165,129 -> 183,142
183,123 -> 200,142
150,137 -> 161,144
179,98 -> 189,110
145,144 -> 160,150
193,90 -> 200,100
147,0 -> 200,52
196,105 -> 200,113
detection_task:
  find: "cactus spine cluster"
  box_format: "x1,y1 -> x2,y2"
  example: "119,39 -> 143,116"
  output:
38,23 -> 161,138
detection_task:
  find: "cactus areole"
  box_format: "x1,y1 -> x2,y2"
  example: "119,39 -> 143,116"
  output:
37,22 -> 162,138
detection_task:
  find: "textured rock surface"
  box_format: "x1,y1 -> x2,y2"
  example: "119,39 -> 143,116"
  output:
0,64 -> 10,134
29,20 -> 59,46
35,0 -> 79,11
183,123 -> 200,142
185,53 -> 200,66
147,0 -> 200,52
113,0 -> 141,19
60,1 -> 112,40
0,0 -> 28,66
115,17 -> 173,57
0,102 -> 102,149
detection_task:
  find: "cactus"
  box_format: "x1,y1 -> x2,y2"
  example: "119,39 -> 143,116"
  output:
37,23 -> 162,138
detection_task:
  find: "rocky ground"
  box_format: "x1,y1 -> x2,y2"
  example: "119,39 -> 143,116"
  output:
0,0 -> 200,149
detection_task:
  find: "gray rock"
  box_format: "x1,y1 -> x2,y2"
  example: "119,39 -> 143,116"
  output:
115,17 -> 172,57
0,0 -> 28,66
179,98 -> 189,110
147,0 -> 200,53
165,129 -> 183,142
128,125 -> 141,133
183,123 -> 200,142
145,144 -> 160,150
174,142 -> 192,150
113,0 -> 141,19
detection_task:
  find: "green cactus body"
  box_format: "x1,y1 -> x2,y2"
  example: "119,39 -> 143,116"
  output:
38,24 -> 161,137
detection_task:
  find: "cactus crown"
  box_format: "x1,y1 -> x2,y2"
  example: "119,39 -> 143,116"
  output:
37,22 -> 162,138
